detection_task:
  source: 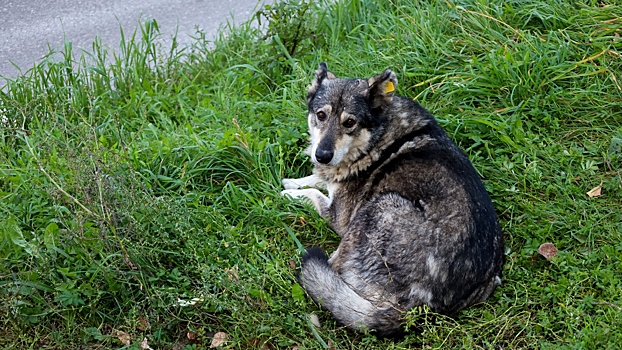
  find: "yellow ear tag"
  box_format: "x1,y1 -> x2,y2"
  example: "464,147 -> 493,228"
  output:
385,81 -> 395,93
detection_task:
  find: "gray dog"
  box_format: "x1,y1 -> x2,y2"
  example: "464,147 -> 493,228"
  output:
281,63 -> 504,336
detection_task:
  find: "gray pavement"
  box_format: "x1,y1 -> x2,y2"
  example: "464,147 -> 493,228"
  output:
0,0 -> 269,85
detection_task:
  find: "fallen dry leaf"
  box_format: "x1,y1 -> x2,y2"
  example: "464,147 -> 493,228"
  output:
538,243 -> 558,261
309,313 -> 321,328
587,181 -> 603,197
140,337 -> 153,350
115,330 -> 131,346
210,332 -> 229,348
123,253 -> 139,270
137,316 -> 150,331
187,331 -> 197,341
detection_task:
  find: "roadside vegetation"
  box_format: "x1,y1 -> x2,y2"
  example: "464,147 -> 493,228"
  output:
1,0 -> 621,348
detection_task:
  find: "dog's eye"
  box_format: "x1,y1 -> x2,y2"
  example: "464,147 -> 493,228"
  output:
343,119 -> 356,128
317,111 -> 327,121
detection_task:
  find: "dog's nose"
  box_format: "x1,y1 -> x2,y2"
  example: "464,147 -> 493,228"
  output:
315,149 -> 334,164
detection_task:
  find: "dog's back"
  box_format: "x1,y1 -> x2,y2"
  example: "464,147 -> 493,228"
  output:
290,64 -> 504,335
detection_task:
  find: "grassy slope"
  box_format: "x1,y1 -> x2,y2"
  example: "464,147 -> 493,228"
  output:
1,0 -> 621,348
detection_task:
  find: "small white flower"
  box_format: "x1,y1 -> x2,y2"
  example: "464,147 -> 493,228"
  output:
177,295 -> 204,307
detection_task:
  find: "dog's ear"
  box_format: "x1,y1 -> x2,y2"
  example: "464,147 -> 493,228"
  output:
368,69 -> 397,110
307,63 -> 336,103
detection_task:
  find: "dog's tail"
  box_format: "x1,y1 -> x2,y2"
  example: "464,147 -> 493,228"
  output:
299,247 -> 402,336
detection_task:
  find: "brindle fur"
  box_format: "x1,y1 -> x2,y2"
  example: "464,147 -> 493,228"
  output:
281,63 -> 504,336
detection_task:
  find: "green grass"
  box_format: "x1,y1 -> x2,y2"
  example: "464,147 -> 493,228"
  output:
1,0 -> 621,348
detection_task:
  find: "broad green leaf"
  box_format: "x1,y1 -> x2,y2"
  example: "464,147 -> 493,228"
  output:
292,283 -> 305,302
1,216 -> 27,248
44,222 -> 59,252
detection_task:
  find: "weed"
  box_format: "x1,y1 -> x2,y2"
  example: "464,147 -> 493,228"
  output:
256,0 -> 326,61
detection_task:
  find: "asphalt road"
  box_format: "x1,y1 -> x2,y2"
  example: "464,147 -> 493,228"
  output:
0,0 -> 269,85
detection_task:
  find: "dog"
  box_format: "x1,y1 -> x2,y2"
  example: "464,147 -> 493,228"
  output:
281,63 -> 504,336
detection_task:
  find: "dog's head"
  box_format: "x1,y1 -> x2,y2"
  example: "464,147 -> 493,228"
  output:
306,63 -> 397,166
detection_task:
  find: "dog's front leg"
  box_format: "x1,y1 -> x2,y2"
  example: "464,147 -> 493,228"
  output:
281,188 -> 331,218
281,175 -> 326,190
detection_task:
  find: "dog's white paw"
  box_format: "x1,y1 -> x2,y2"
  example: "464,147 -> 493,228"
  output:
282,178 -> 301,190
281,188 -> 330,217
